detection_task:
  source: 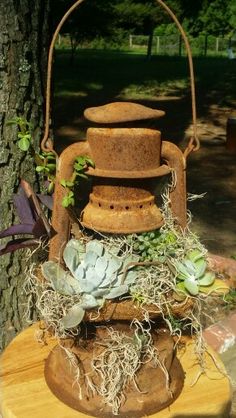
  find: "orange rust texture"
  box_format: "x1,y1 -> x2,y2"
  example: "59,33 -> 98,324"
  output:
49,142 -> 90,261
161,141 -> 187,230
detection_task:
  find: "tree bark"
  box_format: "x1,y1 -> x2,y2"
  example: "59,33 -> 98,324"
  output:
0,0 -> 50,350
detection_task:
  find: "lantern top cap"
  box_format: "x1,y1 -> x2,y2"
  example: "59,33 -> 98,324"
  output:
84,102 -> 165,124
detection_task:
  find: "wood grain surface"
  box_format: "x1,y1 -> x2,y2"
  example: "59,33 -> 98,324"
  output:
0,324 -> 232,418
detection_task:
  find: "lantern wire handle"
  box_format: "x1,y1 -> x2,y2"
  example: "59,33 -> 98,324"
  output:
156,0 -> 200,158
41,0 -> 199,159
41,0 -> 85,157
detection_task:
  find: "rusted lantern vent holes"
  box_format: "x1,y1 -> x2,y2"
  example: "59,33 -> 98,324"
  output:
89,196 -> 154,212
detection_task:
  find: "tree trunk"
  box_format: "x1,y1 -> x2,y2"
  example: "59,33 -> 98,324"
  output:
0,0 -> 50,351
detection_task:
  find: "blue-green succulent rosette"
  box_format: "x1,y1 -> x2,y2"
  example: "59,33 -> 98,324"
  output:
41,239 -> 138,329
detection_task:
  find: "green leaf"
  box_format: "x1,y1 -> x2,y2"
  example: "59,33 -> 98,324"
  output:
199,279 -> 229,295
48,181 -> 54,193
175,261 -> 190,279
41,261 -> 81,296
184,278 -> 199,295
47,163 -> 56,170
7,118 -> 20,125
74,163 -> 83,171
198,271 -> 215,286
18,137 -> 30,151
62,192 -> 75,207
60,179 -> 74,188
36,166 -> 46,172
76,172 -> 88,179
60,179 -> 67,188
18,132 -> 31,140
65,180 -> 74,188
63,239 -> 86,275
195,258 -> 207,278
187,249 -> 204,263
85,157 -> 95,167
61,305 -> 85,329
184,260 -> 197,275
174,282 -> 188,301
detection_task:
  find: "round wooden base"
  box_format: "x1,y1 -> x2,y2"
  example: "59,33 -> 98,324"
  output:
0,324 -> 232,418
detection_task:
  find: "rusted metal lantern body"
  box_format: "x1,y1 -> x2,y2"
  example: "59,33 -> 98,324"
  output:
45,102 -> 187,414
82,126 -> 168,233
49,102 -> 186,261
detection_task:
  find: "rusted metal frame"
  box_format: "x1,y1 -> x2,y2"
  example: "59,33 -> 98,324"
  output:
49,142 -> 90,261
161,141 -> 187,230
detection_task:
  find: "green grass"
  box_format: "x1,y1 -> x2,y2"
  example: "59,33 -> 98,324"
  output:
54,49 -> 236,103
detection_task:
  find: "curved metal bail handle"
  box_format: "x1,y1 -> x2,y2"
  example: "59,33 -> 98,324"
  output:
41,0 -> 86,156
156,0 -> 200,158
41,0 -> 199,158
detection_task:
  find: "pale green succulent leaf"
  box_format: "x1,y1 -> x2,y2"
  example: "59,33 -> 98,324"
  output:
175,261 -> 190,278
176,281 -> 187,292
85,266 -> 103,286
99,273 -> 118,288
74,264 -> 85,280
41,261 -> 81,296
184,260 -> 196,275
118,270 -> 137,285
84,251 -> 98,266
199,278 -> 229,295
184,278 -> 199,295
79,278 -> 95,293
86,240 -> 104,256
187,250 -> 204,263
95,256 -> 108,276
63,239 -> 86,274
81,294 -> 99,309
105,284 -> 129,299
92,288 -> 109,298
195,258 -> 207,278
175,282 -> 188,299
198,271 -> 215,286
61,305 -> 85,329
106,257 -> 122,275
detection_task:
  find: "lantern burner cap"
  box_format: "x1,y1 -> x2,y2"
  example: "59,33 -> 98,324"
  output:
84,102 -> 165,124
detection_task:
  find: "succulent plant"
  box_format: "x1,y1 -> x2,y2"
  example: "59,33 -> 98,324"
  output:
174,249 -> 215,296
131,230 -> 178,262
41,239 -> 138,328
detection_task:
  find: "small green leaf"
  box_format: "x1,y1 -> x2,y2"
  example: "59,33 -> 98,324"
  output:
184,278 -> 199,295
60,179 -> 67,188
198,271 -> 215,286
18,137 -> 30,151
76,172 -> 88,179
41,261 -> 81,295
175,261 -> 190,279
199,279 -> 229,295
48,181 -> 54,193
7,118 -> 20,125
61,305 -> 85,329
61,179 -> 74,188
18,132 -> 31,140
36,166 -> 46,172
47,163 -> 56,170
195,258 -> 207,278
62,191 -> 75,207
187,249 -> 204,263
65,180 -> 74,188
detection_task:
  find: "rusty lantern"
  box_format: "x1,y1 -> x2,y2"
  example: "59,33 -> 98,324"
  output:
37,0 -> 203,415
49,102 -> 187,261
